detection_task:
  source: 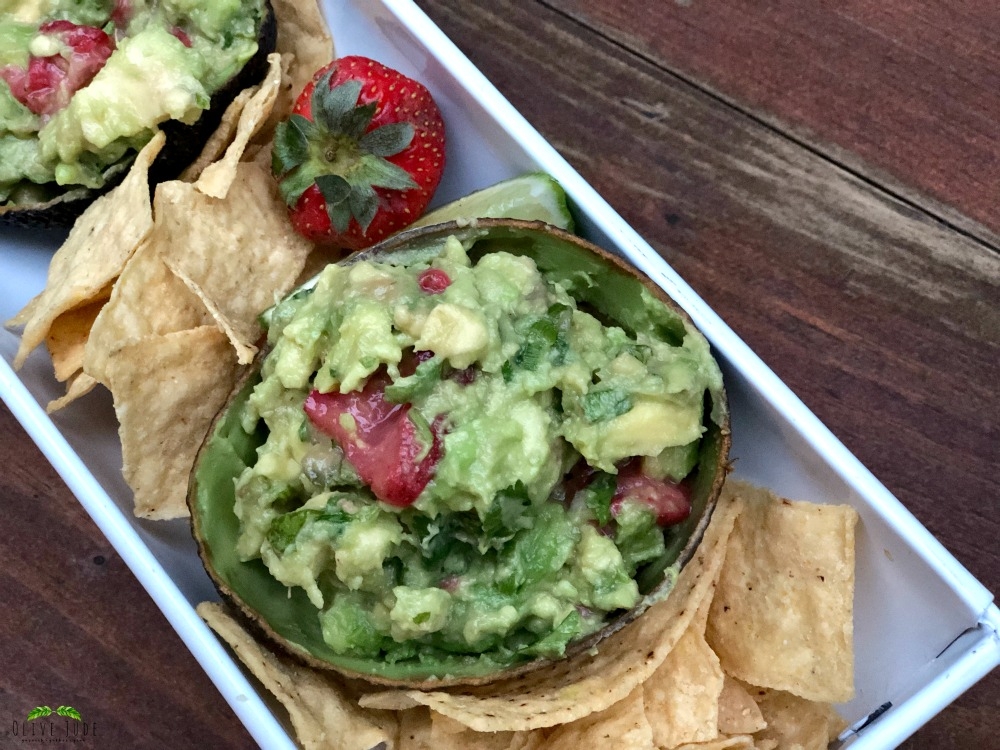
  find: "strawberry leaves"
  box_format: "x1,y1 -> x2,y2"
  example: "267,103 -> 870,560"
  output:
273,69 -> 419,234
272,56 -> 445,249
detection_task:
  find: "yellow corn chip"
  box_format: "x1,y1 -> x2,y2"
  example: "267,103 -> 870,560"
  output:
10,132 -> 165,368
748,688 -> 844,750
642,622 -> 724,748
179,86 -> 258,183
45,294 -> 109,383
431,724 -> 527,750
148,161 -> 313,355
46,371 -> 98,414
198,602 -> 396,750
271,0 -> 335,104
670,736 -> 755,750
196,54 -> 284,200
107,326 -> 239,519
717,677 -> 766,735
706,481 -> 857,703
545,686 -> 652,750
84,238 -> 214,385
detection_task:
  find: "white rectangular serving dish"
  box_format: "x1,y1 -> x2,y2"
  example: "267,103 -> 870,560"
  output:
2,1 -> 997,748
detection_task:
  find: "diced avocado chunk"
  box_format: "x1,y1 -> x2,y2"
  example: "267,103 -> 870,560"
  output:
643,440 -> 700,483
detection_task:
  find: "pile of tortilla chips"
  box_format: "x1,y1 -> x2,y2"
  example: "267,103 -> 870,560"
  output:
5,0 -> 334,519
199,481 -> 858,750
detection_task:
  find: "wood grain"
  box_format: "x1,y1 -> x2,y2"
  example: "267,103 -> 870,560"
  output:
545,0 -> 1000,244
1,0 -> 997,748
0,404 -> 255,747
414,1 -> 999,746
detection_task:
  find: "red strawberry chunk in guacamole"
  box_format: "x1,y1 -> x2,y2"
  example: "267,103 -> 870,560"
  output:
611,460 -> 691,526
1,21 -> 114,117
304,370 -> 443,507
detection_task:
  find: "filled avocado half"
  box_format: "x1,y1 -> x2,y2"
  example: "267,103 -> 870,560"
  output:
0,0 -> 276,227
189,219 -> 731,686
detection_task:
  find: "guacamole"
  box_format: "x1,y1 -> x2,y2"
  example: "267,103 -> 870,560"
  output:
228,231 -> 725,667
0,0 -> 266,206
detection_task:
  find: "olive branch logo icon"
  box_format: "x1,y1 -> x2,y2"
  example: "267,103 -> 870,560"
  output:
26,705 -> 82,721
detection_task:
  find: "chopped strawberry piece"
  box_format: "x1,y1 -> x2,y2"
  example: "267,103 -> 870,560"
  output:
418,268 -> 451,293
170,27 -> 193,47
303,370 -> 444,507
1,22 -> 114,116
111,0 -> 133,28
611,461 -> 691,526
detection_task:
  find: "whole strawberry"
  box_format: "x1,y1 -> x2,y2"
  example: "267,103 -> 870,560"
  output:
271,56 -> 446,250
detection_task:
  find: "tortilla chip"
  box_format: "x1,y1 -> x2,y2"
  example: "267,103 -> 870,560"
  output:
46,371 -> 98,414
179,86 -> 258,183
359,493 -> 743,732
195,54 -> 284,199
671,736 -> 755,750
545,686 -> 652,750
164,260 -> 259,365
396,708 -> 435,750
357,691 -> 421,711
271,0 -> 334,105
148,161 -> 313,355
45,294 -> 109,383
84,239 -> 215,385
717,677 -> 766,735
748,688 -> 843,750
393,708 -> 528,750
508,733 -> 548,750
198,602 -> 396,750
642,622 -> 724,748
9,132 -> 165,368
106,326 -> 239,519
706,481 -> 857,703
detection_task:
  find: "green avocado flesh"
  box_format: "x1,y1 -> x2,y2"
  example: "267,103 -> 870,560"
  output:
192,222 -> 727,682
0,0 -> 266,205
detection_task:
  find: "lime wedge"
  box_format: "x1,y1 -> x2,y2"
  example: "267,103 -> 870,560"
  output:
412,172 -> 574,231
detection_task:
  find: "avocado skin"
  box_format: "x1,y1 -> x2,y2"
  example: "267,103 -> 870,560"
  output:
0,0 -> 278,230
189,219 -> 732,688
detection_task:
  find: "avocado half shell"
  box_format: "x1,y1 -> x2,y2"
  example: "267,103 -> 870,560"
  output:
189,219 -> 732,688
0,1 -> 278,230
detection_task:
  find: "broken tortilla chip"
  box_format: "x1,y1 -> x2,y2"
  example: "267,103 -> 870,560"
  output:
642,621 -> 724,748
706,481 -> 857,703
717,677 -> 766,735
107,326 -> 239,519
147,161 -> 313,356
9,132 -> 165,369
84,239 -> 215,385
544,686 -> 652,750
195,54 -> 284,199
45,293 -> 110,383
179,86 -> 259,183
748,687 -> 845,750
269,0 -> 335,120
198,601 -> 397,750
46,371 -> 98,414
670,736 -> 755,750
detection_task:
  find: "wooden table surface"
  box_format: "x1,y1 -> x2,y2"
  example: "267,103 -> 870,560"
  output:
2,1 -> 997,747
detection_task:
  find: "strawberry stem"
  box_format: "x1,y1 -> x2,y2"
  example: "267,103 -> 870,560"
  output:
273,70 -> 420,233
